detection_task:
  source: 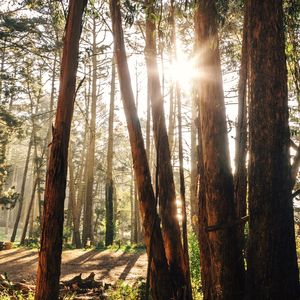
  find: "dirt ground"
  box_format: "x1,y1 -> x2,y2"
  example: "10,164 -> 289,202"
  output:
0,248 -> 147,285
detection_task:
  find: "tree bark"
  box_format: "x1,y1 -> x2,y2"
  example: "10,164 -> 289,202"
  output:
194,1 -> 245,299
196,115 -> 213,300
246,1 -> 299,299
82,15 -> 97,245
144,1 -> 189,298
105,57 -> 115,246
110,0 -> 174,298
190,87 -> 198,232
35,1 -> 87,299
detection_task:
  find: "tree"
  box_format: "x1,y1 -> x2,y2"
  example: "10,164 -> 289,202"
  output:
194,1 -> 245,298
105,58 -> 116,246
109,0 -> 174,298
233,1 -> 248,256
246,0 -> 299,298
82,11 -> 98,245
35,0 -> 87,298
144,1 -> 189,298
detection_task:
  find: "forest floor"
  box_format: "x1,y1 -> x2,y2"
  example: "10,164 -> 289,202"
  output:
0,247 -> 147,285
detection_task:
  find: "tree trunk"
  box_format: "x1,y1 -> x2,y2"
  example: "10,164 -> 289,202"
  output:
105,58 -> 115,246
246,1 -> 299,299
190,87 -> 198,233
110,0 -> 173,298
68,144 -> 76,237
194,1 -> 245,299
72,87 -> 90,249
176,85 -> 192,299
20,177 -> 38,245
233,2 -> 248,259
144,1 -> 189,298
82,15 -> 97,245
35,1 -> 87,299
168,0 -> 176,156
11,132 -> 33,242
196,115 -> 213,300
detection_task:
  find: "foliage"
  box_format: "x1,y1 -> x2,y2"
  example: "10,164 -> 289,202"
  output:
107,278 -> 148,300
0,187 -> 19,209
107,242 -> 146,254
0,290 -> 34,300
0,105 -> 22,202
188,232 -> 202,299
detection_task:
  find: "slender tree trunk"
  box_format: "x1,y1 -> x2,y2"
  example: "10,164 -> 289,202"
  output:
82,16 -> 97,245
246,1 -> 299,299
233,2 -> 248,258
194,1 -> 245,299
168,0 -> 176,155
71,149 -> 83,248
130,168 -> 135,243
105,58 -> 115,246
72,88 -> 89,248
11,133 -> 33,242
110,1 -> 173,298
68,144 -> 76,234
0,38 -> 6,104
145,1 -> 189,298
35,1 -> 87,298
46,52 -> 58,166
176,86 -> 192,299
190,87 -> 198,232
20,177 -> 38,245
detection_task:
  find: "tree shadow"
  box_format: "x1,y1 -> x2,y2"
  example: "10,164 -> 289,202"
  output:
118,253 -> 142,281
64,249 -> 102,265
98,251 -> 143,281
0,249 -> 38,264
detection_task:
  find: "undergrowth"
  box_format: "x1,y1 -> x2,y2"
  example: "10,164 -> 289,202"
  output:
106,278 -> 148,300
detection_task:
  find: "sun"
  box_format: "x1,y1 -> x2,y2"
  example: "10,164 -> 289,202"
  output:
168,47 -> 197,90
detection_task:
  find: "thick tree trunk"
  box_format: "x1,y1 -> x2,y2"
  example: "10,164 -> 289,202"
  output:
246,1 -> 299,299
82,16 -> 97,245
110,1 -> 173,298
194,1 -> 245,299
35,1 -> 87,299
196,116 -> 213,300
105,58 -> 115,246
144,2 -> 189,298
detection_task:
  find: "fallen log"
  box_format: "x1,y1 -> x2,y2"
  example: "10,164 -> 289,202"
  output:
61,272 -> 101,289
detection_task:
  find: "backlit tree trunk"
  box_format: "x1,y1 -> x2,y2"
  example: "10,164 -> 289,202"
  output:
233,2 -> 248,257
145,1 -> 189,298
176,86 -> 192,299
190,87 -> 198,232
82,15 -> 97,245
35,1 -> 87,299
246,1 -> 299,298
110,0 -> 173,298
195,1 -> 245,299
